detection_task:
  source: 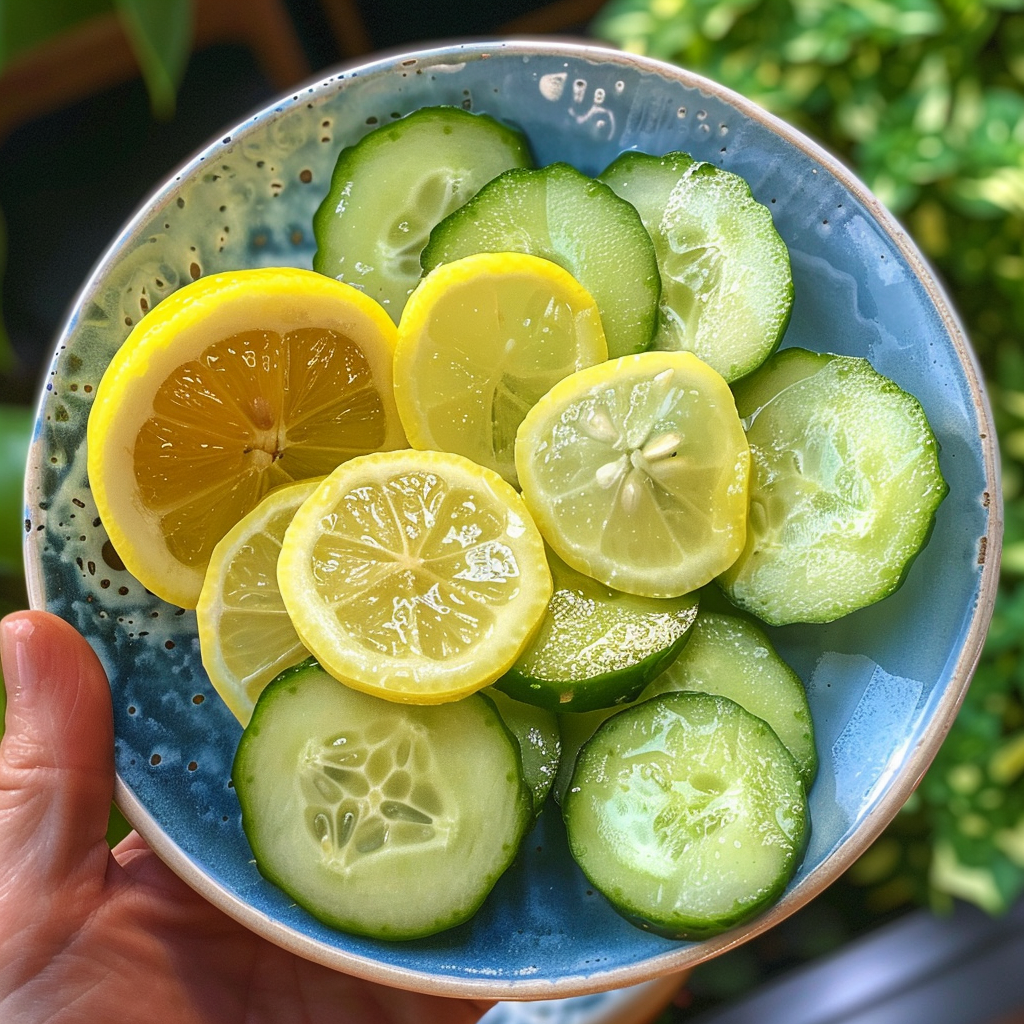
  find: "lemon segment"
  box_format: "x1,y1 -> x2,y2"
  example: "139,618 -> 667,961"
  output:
277,449 -> 553,704
87,268 -> 406,609
514,352 -> 750,598
197,479 -> 320,726
394,252 -> 608,486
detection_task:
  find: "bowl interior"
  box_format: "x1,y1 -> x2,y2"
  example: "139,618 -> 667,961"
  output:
24,40 -> 1000,998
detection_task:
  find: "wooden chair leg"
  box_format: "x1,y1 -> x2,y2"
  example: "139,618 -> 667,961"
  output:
318,0 -> 374,58
194,0 -> 310,87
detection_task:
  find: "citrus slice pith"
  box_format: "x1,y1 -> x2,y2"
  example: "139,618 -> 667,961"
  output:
277,449 -> 553,704
394,251 -> 608,486
197,478 -> 319,726
514,351 -> 750,598
87,267 -> 406,609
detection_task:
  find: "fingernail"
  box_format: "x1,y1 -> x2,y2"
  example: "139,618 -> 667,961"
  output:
1,614 -> 39,709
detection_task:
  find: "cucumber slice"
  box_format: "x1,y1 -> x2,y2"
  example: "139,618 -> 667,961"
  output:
599,151 -> 792,383
719,354 -> 948,624
731,347 -> 835,421
639,611 -> 817,787
313,106 -> 532,322
421,162 -> 660,357
564,691 -> 808,939
485,687 -> 561,816
233,660 -> 532,940
497,547 -> 698,713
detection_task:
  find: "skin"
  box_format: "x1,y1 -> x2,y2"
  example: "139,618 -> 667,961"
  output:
0,610 -> 493,1024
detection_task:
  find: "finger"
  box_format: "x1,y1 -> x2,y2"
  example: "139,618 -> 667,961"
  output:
0,610 -> 114,884
366,985 -> 494,1024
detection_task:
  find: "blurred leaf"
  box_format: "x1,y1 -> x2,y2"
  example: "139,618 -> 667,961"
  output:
0,1 -> 194,361
113,0 -> 192,119
0,405 -> 30,577
0,0 -> 192,120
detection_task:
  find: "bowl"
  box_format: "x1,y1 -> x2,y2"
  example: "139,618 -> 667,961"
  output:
24,39 -> 1002,1000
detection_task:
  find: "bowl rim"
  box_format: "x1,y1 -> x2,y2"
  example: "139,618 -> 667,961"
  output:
25,36 -> 1004,1000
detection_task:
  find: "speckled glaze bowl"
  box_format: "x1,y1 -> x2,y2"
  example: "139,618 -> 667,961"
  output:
25,40 -> 1002,1001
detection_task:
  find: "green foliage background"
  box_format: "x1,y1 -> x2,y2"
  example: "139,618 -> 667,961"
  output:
595,0 -> 1024,915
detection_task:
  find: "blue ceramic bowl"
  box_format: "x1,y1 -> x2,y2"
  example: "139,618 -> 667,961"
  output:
24,40 -> 1002,1000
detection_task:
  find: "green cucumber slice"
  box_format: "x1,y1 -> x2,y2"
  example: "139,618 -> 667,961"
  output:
719,354 -> 948,624
497,547 -> 698,713
233,661 -> 531,940
421,162 -> 660,357
564,691 -> 808,939
639,611 -> 817,787
599,151 -> 792,382
731,347 -> 835,421
312,106 -> 532,322
485,687 -> 561,816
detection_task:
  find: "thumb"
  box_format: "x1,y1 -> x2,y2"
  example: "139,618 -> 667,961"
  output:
0,610 -> 114,885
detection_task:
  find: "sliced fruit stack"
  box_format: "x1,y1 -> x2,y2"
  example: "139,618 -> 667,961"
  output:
86,105 -> 948,943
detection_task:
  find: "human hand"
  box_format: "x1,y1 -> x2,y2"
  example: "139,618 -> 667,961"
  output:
0,610 -> 494,1024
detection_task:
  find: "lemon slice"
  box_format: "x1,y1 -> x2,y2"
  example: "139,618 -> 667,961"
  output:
87,268 -> 406,609
197,479 -> 319,725
277,449 -> 553,704
515,352 -> 750,598
394,252 -> 608,485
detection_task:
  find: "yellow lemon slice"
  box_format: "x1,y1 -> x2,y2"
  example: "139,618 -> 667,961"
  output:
515,351 -> 750,598
197,478 -> 319,726
277,449 -> 552,704
394,252 -> 608,485
87,268 -> 406,609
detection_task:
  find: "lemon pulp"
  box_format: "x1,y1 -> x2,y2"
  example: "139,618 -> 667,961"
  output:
137,327 -> 391,569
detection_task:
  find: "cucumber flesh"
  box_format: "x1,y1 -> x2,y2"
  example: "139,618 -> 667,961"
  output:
421,162 -> 660,357
719,354 -> 948,624
313,106 -> 532,322
564,691 -> 808,939
731,347 -> 835,421
497,547 -> 698,713
233,661 -> 531,940
599,151 -> 792,382
485,687 -> 561,816
639,611 -> 817,787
